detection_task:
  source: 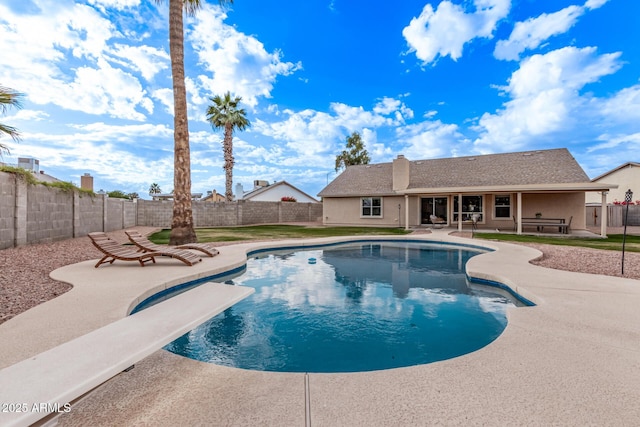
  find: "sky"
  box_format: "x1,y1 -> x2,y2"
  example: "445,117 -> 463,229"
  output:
0,0 -> 639,199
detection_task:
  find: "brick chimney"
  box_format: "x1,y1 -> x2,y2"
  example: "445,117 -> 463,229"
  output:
80,173 -> 94,191
392,154 -> 410,191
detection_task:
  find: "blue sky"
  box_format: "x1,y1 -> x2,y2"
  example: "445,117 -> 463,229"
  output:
1,0 -> 638,199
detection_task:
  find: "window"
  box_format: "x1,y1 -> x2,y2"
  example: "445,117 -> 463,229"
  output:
453,195 -> 483,221
494,195 -> 511,218
361,197 -> 382,217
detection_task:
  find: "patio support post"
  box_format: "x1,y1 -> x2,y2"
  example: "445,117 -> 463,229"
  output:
404,195 -> 409,231
516,192 -> 523,235
458,193 -> 463,232
600,191 -> 608,238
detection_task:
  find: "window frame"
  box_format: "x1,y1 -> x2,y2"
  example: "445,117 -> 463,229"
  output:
452,195 -> 484,222
493,194 -> 511,219
361,197 -> 383,218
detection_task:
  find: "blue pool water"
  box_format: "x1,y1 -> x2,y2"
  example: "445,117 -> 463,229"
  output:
163,241 -> 524,373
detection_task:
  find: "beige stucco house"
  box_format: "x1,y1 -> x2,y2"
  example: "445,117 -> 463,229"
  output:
318,148 -> 615,235
585,162 -> 639,205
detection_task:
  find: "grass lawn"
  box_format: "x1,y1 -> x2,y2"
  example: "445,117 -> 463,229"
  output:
149,224 -> 411,244
473,233 -> 640,252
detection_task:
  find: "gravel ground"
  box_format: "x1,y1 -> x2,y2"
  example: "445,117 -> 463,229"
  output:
1,226 -> 639,325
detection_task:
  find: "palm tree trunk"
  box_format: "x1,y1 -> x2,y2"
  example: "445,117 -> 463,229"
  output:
223,123 -> 234,201
168,0 -> 196,244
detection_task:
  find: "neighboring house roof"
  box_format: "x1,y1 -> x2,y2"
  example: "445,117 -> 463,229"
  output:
242,180 -> 319,202
319,148 -> 610,197
34,171 -> 61,184
591,162 -> 640,182
201,190 -> 226,202
152,193 -> 203,200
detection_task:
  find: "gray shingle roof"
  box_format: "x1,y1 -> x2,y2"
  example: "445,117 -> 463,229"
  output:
318,148 -> 590,197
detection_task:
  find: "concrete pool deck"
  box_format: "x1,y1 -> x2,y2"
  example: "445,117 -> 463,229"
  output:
1,230 -> 639,426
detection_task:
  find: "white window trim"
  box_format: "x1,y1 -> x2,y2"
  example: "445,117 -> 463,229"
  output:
493,194 -> 512,220
360,197 -> 383,218
453,195 -> 484,222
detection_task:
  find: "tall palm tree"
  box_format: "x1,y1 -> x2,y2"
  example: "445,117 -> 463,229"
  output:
148,182 -> 162,196
206,92 -> 250,201
0,85 -> 23,155
156,0 -> 232,245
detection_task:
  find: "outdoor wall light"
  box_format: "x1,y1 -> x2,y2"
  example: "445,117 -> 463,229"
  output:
621,189 -> 633,275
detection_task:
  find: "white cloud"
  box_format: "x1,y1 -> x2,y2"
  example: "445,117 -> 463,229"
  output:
584,0 -> 609,10
494,5 -> 584,61
600,85 -> 640,123
508,47 -> 622,97
0,1 -> 156,120
587,132 -> 640,153
188,5 -> 302,108
402,0 -> 510,65
395,120 -> 464,159
6,109 -> 49,122
108,44 -> 169,81
373,97 -> 414,122
13,122 -> 174,188
151,88 -> 174,115
87,0 -> 141,11
474,46 -> 624,152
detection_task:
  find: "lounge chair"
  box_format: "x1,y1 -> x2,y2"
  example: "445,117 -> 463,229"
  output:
125,230 -> 219,257
429,215 -> 446,228
88,232 -> 201,268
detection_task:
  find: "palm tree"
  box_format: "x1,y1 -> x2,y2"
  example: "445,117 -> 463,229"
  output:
149,182 -> 162,196
156,0 -> 233,245
206,92 -> 250,201
0,85 -> 23,155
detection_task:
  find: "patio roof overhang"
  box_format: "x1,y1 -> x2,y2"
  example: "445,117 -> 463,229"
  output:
397,182 -> 618,195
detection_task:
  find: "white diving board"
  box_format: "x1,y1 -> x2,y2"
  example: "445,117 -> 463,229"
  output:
0,282 -> 254,427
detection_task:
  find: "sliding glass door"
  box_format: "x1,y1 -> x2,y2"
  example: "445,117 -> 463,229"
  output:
421,197 -> 448,224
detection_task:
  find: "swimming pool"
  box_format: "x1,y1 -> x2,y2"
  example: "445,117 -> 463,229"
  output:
157,241 -> 528,373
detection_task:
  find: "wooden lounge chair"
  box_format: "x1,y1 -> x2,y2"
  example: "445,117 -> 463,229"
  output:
88,232 -> 201,268
125,230 -> 219,257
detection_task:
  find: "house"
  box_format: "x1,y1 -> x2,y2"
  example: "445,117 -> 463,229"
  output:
585,162 -> 640,205
318,148 -> 616,235
2,157 -> 61,184
236,180 -> 319,203
201,189 -> 226,202
152,193 -> 202,201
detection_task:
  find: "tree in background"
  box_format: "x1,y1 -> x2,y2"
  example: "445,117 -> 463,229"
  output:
107,190 -> 138,200
206,92 -> 250,201
155,0 -> 233,245
107,190 -> 129,199
149,182 -> 162,196
334,131 -> 370,172
0,85 -> 23,155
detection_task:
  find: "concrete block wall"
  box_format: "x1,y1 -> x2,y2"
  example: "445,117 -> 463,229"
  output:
0,170 -> 322,249
280,202 -> 323,223
105,198 -> 124,232
194,202 -> 237,227
239,201 -> 279,225
123,201 -> 137,228
26,185 -> 74,244
136,200 -> 173,227
0,173 -> 16,249
77,195 -> 104,235
134,199 -> 321,228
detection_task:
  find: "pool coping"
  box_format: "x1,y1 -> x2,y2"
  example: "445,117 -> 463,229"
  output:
1,229 -> 640,425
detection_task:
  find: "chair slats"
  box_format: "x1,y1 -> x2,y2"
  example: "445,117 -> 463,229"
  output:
88,232 -> 201,268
